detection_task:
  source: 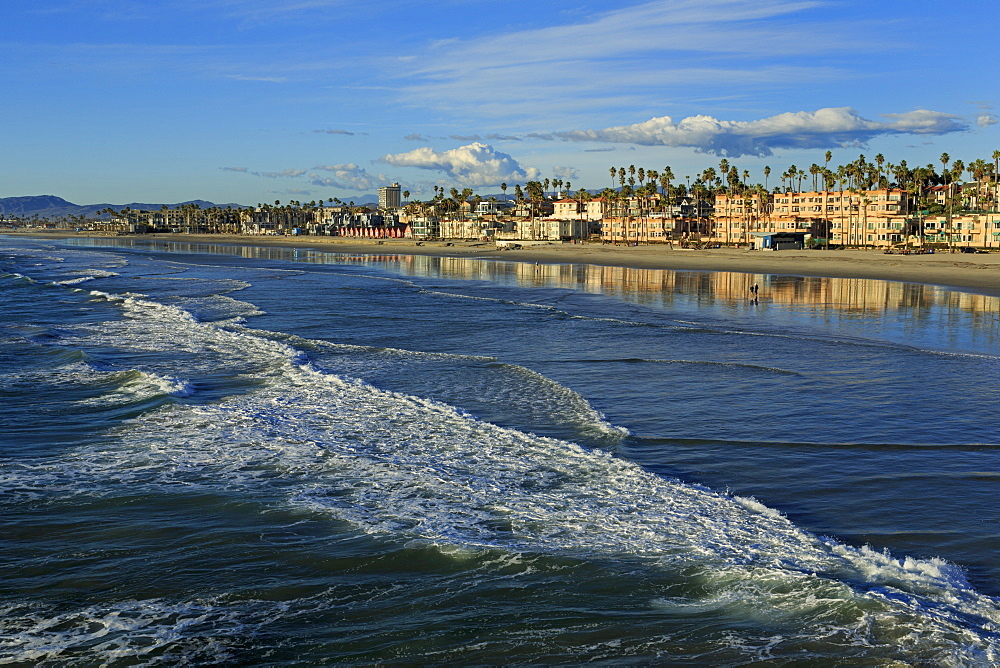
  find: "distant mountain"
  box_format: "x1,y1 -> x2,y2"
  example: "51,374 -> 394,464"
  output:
0,195 -> 244,219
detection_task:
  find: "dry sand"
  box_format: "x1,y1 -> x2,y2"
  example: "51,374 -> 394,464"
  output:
7,230 -> 1000,297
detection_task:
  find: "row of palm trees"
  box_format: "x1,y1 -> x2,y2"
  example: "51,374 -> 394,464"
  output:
23,148 -> 998,242
691,150 -> 1000,212
597,149 -> 1000,245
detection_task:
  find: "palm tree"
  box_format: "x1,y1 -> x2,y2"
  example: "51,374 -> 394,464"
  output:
940,153 -> 952,250
835,165 -> 847,247
660,167 -> 674,237
991,150 -> 1000,211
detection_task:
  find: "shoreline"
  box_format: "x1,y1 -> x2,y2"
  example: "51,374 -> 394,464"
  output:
6,230 -> 1000,297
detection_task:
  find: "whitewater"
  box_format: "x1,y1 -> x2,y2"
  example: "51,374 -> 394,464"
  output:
2,236 -> 999,664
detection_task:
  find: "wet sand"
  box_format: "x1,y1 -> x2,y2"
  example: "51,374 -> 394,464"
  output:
7,230 -> 1000,297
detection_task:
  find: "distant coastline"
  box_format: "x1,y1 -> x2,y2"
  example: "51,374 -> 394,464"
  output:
5,229 -> 1000,298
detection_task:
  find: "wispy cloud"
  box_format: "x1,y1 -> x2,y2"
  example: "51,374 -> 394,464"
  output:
379,143 -> 540,186
222,166 -> 309,178
548,107 -> 968,157
219,167 -> 308,179
251,168 -> 308,178
270,188 -> 313,196
224,162 -> 386,193
309,164 -> 384,191
404,132 -> 521,143
225,74 -> 288,83
199,0 -> 360,28
400,0 -> 869,122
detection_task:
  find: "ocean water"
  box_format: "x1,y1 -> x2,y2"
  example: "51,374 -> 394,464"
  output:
2,235 -> 999,665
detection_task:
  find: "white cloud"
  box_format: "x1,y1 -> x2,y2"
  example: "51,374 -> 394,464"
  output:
977,114 -> 998,128
379,143 -> 540,186
552,107 -> 968,157
877,110 -> 968,134
552,166 -> 580,181
309,163 -> 384,191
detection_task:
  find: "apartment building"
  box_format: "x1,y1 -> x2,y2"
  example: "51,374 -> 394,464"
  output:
378,183 -> 402,210
713,188 -> 911,247
551,198 -> 607,221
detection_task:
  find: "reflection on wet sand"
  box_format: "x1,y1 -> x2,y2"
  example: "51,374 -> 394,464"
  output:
67,237 -> 1000,347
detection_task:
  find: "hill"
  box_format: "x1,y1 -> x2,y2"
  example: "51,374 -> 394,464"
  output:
0,195 -> 243,219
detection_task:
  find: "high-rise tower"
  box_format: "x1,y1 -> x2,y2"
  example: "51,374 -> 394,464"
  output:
378,183 -> 402,210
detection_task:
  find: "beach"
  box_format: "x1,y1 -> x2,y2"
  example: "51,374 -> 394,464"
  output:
7,230 -> 1000,297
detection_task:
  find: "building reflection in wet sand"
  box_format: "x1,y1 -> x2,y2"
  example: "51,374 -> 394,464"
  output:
68,238 -> 1000,352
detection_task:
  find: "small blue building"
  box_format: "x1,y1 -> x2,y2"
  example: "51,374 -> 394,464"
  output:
750,232 -> 808,250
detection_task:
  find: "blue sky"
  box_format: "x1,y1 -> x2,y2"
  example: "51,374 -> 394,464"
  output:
3,0 -> 997,205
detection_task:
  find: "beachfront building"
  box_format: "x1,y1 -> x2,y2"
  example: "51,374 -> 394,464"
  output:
475,199 -> 507,217
959,180 -> 999,211
711,192 -> 776,246
407,216 -> 440,239
550,198 -> 607,222
540,218 -> 589,241
602,215 -> 671,244
492,216 -> 588,243
713,188 -> 912,248
921,214 -> 1000,248
716,186 -> 1000,250
509,200 -> 553,220
439,217 -> 493,240
378,183 -> 402,211
597,193 -> 713,244
110,206 -> 246,234
749,232 -> 808,250
538,197 -> 607,240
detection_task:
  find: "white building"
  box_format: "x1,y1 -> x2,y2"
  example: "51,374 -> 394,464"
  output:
378,183 -> 402,210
